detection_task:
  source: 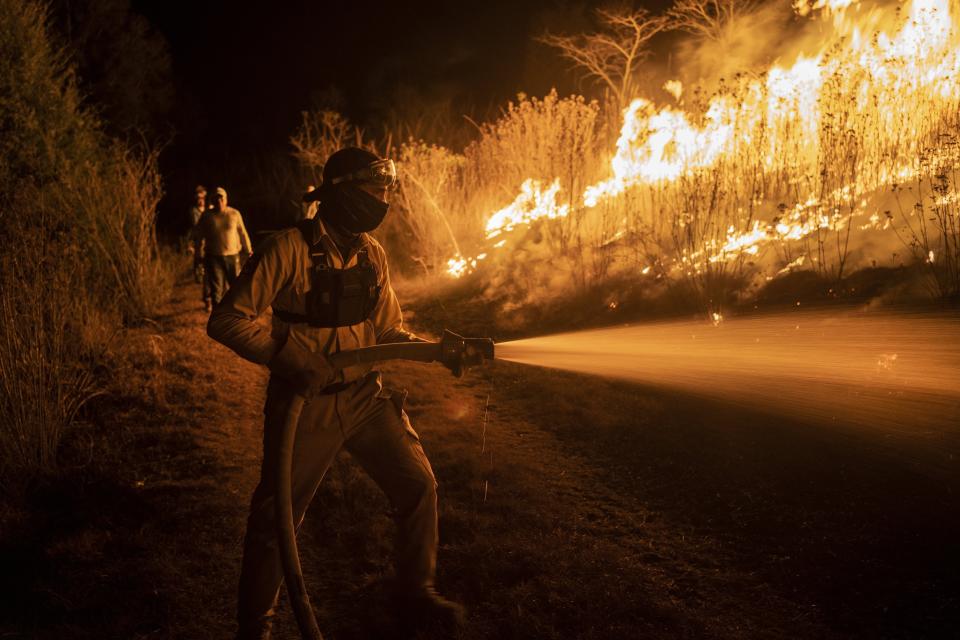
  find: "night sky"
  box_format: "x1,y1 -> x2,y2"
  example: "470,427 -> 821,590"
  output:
137,1 -> 564,146
132,0 -> 568,229
126,1 -> 675,232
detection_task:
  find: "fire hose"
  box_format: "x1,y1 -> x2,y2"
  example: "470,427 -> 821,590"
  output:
276,330 -> 495,640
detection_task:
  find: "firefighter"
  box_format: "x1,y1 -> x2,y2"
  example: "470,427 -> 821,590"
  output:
207,148 -> 465,639
194,186 -> 253,310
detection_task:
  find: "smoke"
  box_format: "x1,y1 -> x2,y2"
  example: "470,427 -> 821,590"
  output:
672,1 -> 797,89
670,0 -> 904,90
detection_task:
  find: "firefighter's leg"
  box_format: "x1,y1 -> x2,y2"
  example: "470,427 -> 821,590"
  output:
236,384 -> 342,640
343,384 -> 465,628
343,384 -> 439,591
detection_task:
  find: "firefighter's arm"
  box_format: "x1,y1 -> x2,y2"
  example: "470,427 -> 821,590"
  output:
207,232 -> 291,364
369,245 -> 424,344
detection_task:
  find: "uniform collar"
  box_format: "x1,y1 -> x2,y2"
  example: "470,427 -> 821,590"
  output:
309,217 -> 372,261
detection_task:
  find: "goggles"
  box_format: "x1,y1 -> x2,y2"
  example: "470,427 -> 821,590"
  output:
329,159 -> 398,190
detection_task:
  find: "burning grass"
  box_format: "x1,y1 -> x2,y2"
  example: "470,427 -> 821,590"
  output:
292,0 -> 960,319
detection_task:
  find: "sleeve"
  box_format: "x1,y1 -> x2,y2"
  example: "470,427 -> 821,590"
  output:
236,210 -> 253,255
207,233 -> 292,364
369,244 -> 422,344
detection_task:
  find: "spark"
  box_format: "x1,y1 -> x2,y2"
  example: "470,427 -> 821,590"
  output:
663,79 -> 683,101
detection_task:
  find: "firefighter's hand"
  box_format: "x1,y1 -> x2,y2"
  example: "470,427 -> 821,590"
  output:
268,339 -> 335,397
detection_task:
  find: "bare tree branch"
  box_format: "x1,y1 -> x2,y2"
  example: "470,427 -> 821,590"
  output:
667,0 -> 763,44
540,7 -> 668,107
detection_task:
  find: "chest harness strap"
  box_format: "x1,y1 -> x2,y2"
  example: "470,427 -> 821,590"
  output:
272,221 -> 382,328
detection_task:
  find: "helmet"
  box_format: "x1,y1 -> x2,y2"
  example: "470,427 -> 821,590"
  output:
304,147 -> 397,202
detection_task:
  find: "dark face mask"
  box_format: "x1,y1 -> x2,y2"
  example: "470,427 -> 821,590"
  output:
319,183 -> 389,234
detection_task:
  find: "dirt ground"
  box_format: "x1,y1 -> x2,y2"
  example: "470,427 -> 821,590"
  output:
1,276 -> 957,639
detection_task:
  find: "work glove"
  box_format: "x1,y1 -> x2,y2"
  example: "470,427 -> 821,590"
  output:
268,338 -> 335,398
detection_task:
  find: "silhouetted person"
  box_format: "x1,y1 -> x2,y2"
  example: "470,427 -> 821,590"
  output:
194,186 -> 252,310
207,148 -> 465,639
189,184 -> 208,228
188,185 -> 211,303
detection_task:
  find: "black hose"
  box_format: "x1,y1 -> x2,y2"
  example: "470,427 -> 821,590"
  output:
327,341 -> 441,370
276,393 -> 323,640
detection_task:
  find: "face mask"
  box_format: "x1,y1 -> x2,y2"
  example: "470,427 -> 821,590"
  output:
320,183 -> 389,234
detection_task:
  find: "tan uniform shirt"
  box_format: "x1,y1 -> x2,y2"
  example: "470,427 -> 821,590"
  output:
207,218 -> 416,384
194,206 -> 252,257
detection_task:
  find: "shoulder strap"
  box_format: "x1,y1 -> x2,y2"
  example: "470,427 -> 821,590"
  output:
295,219 -> 328,271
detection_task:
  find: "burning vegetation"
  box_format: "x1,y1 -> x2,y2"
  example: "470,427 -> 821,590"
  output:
293,0 -> 960,317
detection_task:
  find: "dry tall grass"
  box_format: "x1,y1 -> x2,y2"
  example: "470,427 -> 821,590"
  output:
0,0 -> 170,483
287,1 -> 960,317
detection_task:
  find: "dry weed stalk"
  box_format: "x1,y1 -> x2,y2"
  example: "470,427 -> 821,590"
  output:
891,139 -> 960,300
0,0 -> 170,482
290,110 -> 366,185
0,213 -> 100,480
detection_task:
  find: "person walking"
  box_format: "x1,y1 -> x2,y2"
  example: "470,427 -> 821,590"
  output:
189,184 -> 208,228
188,185 -> 212,304
194,186 -> 252,310
207,148 -> 465,639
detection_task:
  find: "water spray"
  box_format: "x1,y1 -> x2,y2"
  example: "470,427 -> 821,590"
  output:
278,309 -> 960,638
495,309 -> 960,441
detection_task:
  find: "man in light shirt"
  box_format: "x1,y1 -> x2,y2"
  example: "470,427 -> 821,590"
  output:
194,186 -> 252,310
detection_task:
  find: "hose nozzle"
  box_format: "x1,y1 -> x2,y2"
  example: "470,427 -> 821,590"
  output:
439,329 -> 495,377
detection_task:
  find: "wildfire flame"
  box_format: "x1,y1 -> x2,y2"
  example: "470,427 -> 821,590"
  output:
484,178 -> 569,239
447,0 -> 960,277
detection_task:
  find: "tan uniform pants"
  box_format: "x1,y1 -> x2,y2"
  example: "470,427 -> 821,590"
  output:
237,371 -> 438,636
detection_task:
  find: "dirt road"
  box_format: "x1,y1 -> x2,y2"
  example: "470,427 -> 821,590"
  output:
4,277 -> 956,639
